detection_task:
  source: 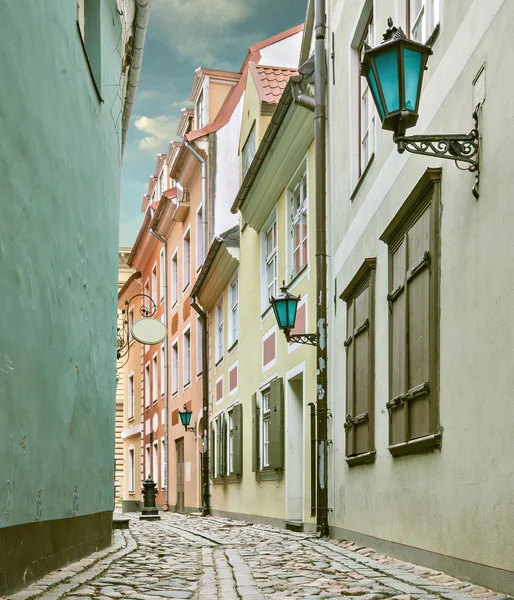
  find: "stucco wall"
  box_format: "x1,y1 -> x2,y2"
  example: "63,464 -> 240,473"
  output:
327,0 -> 514,585
0,0 -> 124,529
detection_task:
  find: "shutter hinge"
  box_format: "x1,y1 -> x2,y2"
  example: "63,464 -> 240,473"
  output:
386,381 -> 429,409
387,283 -> 405,313
408,251 -> 431,281
343,334 -> 352,349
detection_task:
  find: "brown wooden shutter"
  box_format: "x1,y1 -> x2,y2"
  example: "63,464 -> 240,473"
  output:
221,413 -> 227,477
269,377 -> 284,470
341,258 -> 376,461
232,404 -> 242,476
381,169 -> 441,455
252,393 -> 259,472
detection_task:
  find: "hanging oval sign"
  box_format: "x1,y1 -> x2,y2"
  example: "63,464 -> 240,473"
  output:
131,317 -> 167,345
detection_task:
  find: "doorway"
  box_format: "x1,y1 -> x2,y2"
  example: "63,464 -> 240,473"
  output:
176,438 -> 185,512
286,370 -> 304,523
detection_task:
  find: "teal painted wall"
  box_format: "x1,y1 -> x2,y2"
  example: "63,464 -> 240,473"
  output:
0,0 -> 123,528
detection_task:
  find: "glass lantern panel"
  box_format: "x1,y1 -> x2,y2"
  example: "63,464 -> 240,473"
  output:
403,47 -> 423,111
274,299 -> 289,329
286,299 -> 298,328
374,49 -> 400,113
368,68 -> 385,120
179,410 -> 191,427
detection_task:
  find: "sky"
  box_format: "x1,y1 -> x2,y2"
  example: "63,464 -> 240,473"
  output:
119,0 -> 308,247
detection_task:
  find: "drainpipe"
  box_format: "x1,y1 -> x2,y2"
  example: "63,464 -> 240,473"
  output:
190,296 -> 210,516
184,142 -> 207,263
292,0 -> 329,537
121,0 -> 150,156
150,226 -> 168,507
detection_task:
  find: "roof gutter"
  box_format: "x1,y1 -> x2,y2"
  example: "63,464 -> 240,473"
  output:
121,0 -> 150,156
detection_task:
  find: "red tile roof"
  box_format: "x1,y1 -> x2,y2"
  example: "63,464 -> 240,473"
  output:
249,63 -> 298,104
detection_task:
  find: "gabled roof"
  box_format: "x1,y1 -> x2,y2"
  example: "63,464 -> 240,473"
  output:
249,63 -> 298,105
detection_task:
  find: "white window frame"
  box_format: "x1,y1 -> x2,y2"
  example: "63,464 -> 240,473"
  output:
409,0 -> 440,44
228,273 -> 239,348
196,88 -> 207,129
228,410 -> 234,475
152,441 -> 159,486
159,167 -> 166,197
159,247 -> 165,302
161,438 -> 167,489
261,389 -> 271,469
215,298 -> 224,364
152,353 -> 158,403
128,373 -> 135,419
128,446 -> 135,492
144,362 -> 150,408
160,344 -> 165,397
183,327 -> 191,387
145,444 -> 151,479
359,17 -> 375,176
242,122 -> 256,177
171,339 -> 179,395
171,249 -> 178,307
183,227 -> 191,291
196,315 -> 203,376
288,164 -> 309,281
151,263 -> 158,306
196,206 -> 203,272
144,280 -> 150,312
261,209 -> 278,313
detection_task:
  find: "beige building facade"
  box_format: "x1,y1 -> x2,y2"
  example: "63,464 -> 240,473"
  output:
326,0 -> 514,593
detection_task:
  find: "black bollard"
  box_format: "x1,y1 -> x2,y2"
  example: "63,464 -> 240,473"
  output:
139,476 -> 161,520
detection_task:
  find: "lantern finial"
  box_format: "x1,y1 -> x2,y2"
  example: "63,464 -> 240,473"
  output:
383,18 -> 407,42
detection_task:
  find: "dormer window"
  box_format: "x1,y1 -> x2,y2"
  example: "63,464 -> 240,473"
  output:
242,123 -> 256,178
196,90 -> 206,129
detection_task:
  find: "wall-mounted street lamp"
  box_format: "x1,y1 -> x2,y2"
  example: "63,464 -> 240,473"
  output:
179,405 -> 197,434
270,282 -> 317,346
117,294 -> 167,369
361,18 -> 481,198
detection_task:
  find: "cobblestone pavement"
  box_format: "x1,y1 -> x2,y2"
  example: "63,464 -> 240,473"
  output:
6,513 -> 512,600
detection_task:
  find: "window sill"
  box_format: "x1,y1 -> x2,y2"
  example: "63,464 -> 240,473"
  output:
350,153 -> 375,202
258,468 -> 281,482
127,416 -> 135,423
228,340 -> 239,354
77,23 -> 103,103
215,357 -> 224,368
152,399 -> 158,405
426,22 -> 441,48
183,283 -> 191,294
171,301 -> 178,311
346,450 -> 376,467
171,391 -> 179,399
389,431 -> 442,458
260,305 -> 273,321
287,265 -> 309,291
213,477 -> 225,485
196,371 -> 203,380
183,381 -> 191,391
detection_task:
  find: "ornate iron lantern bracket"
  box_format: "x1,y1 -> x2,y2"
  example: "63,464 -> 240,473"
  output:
116,293 -> 157,369
394,107 -> 481,199
284,331 -> 318,346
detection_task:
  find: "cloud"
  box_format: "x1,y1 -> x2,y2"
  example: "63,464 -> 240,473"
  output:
133,115 -> 179,152
171,99 -> 194,108
148,0 -> 264,66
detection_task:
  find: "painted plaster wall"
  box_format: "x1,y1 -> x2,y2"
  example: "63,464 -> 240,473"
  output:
0,0 -> 124,528
212,143 -> 318,525
259,32 -> 303,68
328,0 -> 514,575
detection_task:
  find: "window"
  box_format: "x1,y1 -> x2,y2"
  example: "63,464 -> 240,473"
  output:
215,300 -> 224,363
183,230 -> 191,290
408,0 -> 440,43
262,216 -> 278,310
128,374 -> 135,419
128,308 -> 134,342
171,341 -> 179,394
160,345 -> 165,397
196,315 -> 203,375
160,168 -> 166,196
151,265 -> 158,305
152,355 -> 158,402
159,248 -> 165,301
145,364 -> 150,408
228,275 -> 239,347
196,208 -> 203,271
212,414 -> 226,478
183,329 -> 191,386
144,280 -> 150,312
128,448 -> 135,492
228,411 -> 234,475
196,90 -> 207,129
358,17 -> 375,176
242,123 -> 256,177
380,169 -> 441,456
145,445 -> 151,479
77,0 -> 102,90
341,259 -> 376,464
171,251 -> 178,306
261,390 -> 271,468
161,439 -> 167,488
153,441 -> 159,486
252,379 -> 284,472
289,170 -> 308,279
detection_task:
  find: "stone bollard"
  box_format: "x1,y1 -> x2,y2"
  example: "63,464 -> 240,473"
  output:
139,476 -> 161,520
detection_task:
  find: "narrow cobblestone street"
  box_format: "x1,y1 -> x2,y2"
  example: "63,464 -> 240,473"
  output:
6,514 -> 510,600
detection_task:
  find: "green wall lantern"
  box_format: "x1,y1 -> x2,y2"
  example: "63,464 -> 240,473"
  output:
361,18 -> 481,198
270,282 -> 317,346
179,405 -> 196,434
